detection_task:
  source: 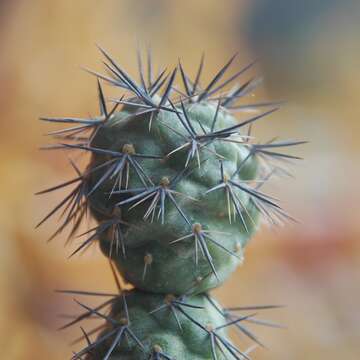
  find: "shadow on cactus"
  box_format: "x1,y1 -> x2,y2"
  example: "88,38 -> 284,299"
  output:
38,46 -> 305,359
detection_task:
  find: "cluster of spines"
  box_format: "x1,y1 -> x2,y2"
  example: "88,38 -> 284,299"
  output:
38,48 -> 303,247
38,47 -> 304,359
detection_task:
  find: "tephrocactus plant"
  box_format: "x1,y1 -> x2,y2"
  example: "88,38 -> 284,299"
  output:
38,47 -> 304,359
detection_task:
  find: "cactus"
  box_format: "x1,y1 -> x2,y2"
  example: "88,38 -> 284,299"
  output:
39,47 -> 304,359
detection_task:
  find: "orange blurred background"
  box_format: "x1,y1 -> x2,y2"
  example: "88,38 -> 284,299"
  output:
0,0 -> 359,359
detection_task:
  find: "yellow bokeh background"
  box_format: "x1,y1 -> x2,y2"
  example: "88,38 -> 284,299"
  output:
0,1 -> 359,359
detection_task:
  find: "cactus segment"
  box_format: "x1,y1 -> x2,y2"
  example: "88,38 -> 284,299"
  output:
80,97 -> 269,294
57,281 -> 283,360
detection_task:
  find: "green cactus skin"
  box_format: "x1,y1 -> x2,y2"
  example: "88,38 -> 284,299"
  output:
39,47 -> 304,359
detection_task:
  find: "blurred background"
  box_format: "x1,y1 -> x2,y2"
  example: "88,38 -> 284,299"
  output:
0,0 -> 359,358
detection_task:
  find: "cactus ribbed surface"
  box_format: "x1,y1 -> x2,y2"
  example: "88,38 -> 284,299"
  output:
39,47 -> 304,359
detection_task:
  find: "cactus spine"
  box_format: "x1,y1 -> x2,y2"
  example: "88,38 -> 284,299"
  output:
39,47 -> 304,359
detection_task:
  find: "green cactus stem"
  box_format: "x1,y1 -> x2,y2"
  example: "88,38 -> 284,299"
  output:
39,47 -> 304,359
